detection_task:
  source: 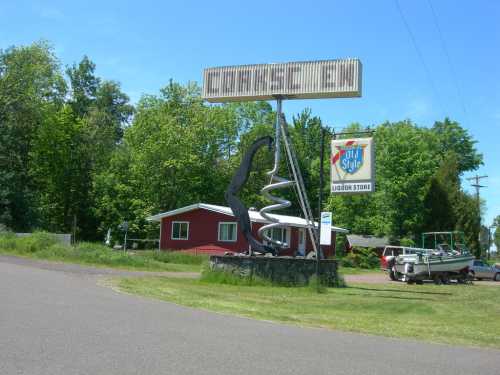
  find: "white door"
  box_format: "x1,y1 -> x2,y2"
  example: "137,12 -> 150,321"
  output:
298,228 -> 306,256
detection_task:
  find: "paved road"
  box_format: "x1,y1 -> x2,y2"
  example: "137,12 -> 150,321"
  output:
1,258 -> 499,375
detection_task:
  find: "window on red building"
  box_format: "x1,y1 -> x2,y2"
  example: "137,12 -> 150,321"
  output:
171,221 -> 189,240
218,222 -> 237,242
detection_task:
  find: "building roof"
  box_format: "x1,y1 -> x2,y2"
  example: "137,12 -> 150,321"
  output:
346,234 -> 389,248
147,203 -> 348,233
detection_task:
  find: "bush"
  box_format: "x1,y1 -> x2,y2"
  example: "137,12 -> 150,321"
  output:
0,232 -> 17,251
0,232 -> 59,254
0,232 -> 205,271
148,250 -> 208,265
340,247 -> 379,269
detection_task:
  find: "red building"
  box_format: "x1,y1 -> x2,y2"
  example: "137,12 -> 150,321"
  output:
147,203 -> 348,257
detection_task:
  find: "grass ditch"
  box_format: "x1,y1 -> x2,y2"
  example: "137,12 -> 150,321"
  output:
116,276 -> 500,349
0,232 -> 207,272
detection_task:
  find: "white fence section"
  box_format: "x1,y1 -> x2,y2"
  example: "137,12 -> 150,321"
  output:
15,233 -> 72,245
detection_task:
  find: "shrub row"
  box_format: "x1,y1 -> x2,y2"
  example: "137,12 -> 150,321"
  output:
0,232 -> 206,270
339,247 -> 380,269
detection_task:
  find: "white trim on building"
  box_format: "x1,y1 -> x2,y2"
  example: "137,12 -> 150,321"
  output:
171,221 -> 189,240
147,203 -> 348,234
218,222 -> 238,242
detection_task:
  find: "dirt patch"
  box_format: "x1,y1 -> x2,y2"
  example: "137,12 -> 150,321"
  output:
344,272 -> 389,284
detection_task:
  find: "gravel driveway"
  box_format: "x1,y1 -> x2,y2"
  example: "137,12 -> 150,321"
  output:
344,271 -> 500,286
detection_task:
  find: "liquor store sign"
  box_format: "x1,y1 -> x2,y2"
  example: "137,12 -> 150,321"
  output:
331,137 -> 374,194
202,59 -> 362,102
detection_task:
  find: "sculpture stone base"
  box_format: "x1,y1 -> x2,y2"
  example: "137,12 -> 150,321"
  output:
209,255 -> 339,286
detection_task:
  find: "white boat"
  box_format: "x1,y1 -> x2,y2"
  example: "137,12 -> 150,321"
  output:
394,250 -> 474,284
382,232 -> 475,284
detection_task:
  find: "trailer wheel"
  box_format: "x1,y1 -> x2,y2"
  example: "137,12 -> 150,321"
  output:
441,274 -> 450,285
415,280 -> 424,285
433,276 -> 442,285
389,269 -> 397,281
494,273 -> 500,282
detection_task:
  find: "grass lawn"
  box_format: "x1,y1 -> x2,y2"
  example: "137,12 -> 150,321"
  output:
0,232 -> 206,273
116,277 -> 500,349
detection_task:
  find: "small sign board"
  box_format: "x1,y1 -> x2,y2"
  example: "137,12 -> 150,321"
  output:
331,137 -> 375,194
202,59 -> 362,102
320,212 -> 332,246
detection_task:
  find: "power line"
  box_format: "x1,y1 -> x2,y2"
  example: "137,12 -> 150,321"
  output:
427,0 -> 469,125
394,0 -> 447,118
466,174 -> 488,204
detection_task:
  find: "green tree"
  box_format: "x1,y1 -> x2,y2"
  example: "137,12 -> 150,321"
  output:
289,109 -> 328,217
454,191 -> 481,257
66,56 -> 100,118
432,118 -> 483,174
30,105 -> 93,235
93,81 -> 240,239
422,154 -> 460,232
328,121 -> 440,239
494,216 -> 500,252
0,41 -> 66,230
62,56 -> 133,239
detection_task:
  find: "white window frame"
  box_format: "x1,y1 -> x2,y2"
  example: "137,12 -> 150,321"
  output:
265,227 -> 291,248
298,228 -> 306,254
218,222 -> 238,242
171,221 -> 189,240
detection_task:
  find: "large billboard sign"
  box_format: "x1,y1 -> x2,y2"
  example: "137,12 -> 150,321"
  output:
202,59 -> 362,102
331,137 -> 375,194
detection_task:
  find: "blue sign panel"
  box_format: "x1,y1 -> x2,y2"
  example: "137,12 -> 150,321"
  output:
340,146 -> 364,174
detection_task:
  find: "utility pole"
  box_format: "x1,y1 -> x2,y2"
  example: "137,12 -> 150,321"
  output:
466,174 -> 488,205
315,126 -> 326,289
317,126 -> 326,258
466,174 -> 487,256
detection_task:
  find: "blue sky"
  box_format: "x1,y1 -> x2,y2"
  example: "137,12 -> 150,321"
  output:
1,0 -> 499,229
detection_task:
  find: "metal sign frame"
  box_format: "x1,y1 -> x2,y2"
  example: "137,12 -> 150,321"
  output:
203,59 -> 362,102
202,58 -> 363,262
331,137 -> 375,194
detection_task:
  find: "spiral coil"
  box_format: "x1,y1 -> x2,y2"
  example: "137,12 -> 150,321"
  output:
258,175 -> 294,248
257,101 -> 295,250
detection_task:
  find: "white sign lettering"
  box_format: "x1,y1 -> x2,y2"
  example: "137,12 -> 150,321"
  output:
331,137 -> 375,194
203,59 -> 362,102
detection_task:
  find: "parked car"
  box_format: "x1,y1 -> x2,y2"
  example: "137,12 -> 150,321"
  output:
380,246 -> 404,279
470,260 -> 500,281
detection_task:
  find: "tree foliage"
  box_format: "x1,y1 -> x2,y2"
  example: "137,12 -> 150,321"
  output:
492,215 -> 500,254
327,119 -> 484,252
0,41 -> 490,254
0,42 -> 66,230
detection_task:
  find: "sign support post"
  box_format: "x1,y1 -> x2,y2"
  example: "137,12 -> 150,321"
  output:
202,58 -> 363,288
